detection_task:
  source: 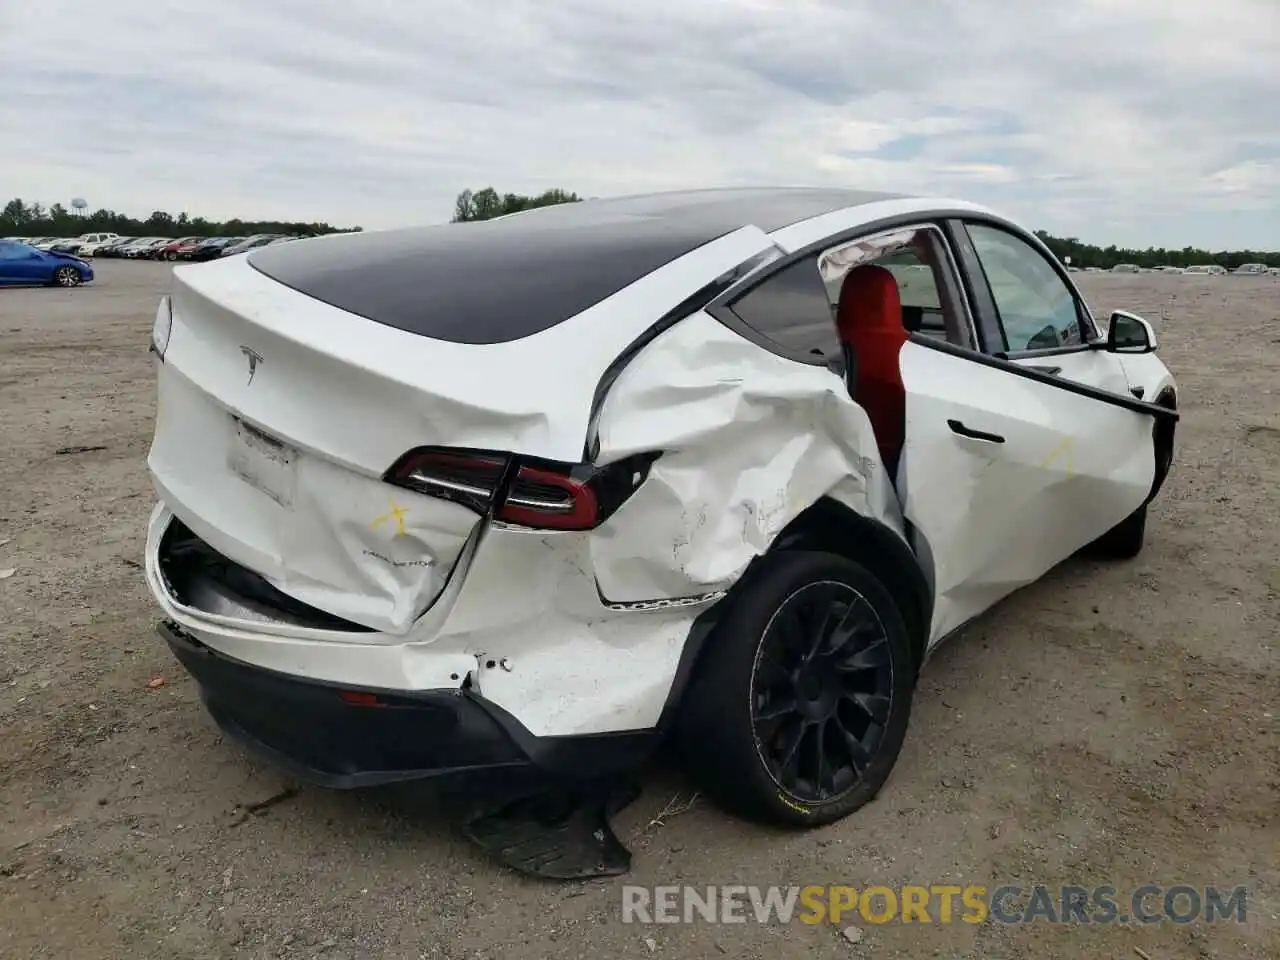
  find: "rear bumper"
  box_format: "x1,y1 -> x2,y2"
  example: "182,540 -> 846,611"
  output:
160,620 -> 657,788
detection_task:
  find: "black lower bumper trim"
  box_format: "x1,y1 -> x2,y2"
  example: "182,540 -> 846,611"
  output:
159,621 -> 658,788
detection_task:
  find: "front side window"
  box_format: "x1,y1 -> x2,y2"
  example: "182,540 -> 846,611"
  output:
965,223 -> 1085,353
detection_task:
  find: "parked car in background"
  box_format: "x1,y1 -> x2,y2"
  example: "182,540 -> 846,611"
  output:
1158,266 -> 1184,274
93,237 -> 135,257
186,237 -> 240,261
169,237 -> 213,260
153,237 -> 203,261
49,238 -> 88,254
1110,263 -> 1141,273
74,232 -> 122,256
1184,264 -> 1226,276
219,234 -> 281,257
1231,263 -> 1268,276
112,237 -> 155,258
121,238 -> 170,259
0,239 -> 94,286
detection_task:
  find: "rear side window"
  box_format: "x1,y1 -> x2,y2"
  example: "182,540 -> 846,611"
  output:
726,256 -> 841,360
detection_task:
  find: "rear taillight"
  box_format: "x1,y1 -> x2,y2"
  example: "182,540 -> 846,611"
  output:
385,448 -> 507,514
384,446 -> 658,531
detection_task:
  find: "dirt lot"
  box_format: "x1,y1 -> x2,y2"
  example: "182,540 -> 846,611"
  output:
1,261 -> 1277,960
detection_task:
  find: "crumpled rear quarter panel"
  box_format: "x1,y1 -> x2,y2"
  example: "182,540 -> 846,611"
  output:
588,310 -> 902,603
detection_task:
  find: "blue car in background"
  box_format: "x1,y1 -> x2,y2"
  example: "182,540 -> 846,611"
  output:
0,240 -> 94,287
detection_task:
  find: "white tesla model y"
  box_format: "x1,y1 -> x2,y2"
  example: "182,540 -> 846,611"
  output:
144,188 -> 1178,861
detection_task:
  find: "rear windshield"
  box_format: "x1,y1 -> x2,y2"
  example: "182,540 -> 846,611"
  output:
247,218 -> 729,345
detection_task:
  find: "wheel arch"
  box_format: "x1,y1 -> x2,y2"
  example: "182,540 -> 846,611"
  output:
770,497 -> 932,667
656,496 -> 932,735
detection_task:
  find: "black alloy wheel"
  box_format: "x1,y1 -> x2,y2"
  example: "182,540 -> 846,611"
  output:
676,550 -> 917,827
751,580 -> 894,804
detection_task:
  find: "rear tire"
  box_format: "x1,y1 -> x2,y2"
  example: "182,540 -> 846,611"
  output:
675,550 -> 917,828
1089,504 -> 1147,559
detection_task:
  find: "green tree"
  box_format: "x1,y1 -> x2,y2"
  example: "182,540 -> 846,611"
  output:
451,186 -> 582,222
453,189 -> 476,222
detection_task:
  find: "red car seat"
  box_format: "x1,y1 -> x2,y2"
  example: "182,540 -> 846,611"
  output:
835,265 -> 908,475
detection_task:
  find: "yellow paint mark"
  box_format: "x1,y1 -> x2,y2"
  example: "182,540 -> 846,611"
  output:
777,792 -> 814,816
1039,436 -> 1076,476
371,498 -> 409,537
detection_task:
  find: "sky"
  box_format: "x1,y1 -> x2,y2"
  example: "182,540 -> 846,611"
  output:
2,0 -> 1277,250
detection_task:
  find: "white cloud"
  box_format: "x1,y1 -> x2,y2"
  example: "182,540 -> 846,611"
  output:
1,0 -> 1276,248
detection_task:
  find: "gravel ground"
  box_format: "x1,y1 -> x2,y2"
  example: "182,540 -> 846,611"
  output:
1,260 -> 1277,960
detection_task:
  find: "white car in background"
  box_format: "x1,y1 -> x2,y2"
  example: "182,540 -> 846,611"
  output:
143,188 -> 1179,877
75,232 -> 122,256
1184,264 -> 1226,276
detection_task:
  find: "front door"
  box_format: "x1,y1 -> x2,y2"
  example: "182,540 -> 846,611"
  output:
897,338 -> 1156,643
894,219 -> 1170,645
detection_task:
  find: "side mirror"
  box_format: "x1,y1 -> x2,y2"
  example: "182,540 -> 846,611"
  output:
1106,310 -> 1157,353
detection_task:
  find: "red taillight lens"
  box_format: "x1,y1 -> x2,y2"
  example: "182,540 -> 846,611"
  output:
499,464 -> 600,529
384,446 -> 658,532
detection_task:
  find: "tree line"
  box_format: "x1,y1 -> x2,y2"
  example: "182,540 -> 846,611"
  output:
452,187 -> 1278,270
7,189 -> 1274,270
1,198 -> 358,239
1032,230 -> 1277,271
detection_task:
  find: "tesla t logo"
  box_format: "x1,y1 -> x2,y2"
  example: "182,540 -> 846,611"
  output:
239,346 -> 264,386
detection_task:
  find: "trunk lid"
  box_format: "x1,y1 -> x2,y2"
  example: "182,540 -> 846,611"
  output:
148,256 -> 590,636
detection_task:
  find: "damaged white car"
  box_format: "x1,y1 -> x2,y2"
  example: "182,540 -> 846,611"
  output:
144,188 -> 1178,876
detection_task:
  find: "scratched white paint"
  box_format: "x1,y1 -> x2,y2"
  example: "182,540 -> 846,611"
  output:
149,360 -> 479,635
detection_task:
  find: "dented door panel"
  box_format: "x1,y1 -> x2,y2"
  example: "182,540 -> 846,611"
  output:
898,340 -> 1155,644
